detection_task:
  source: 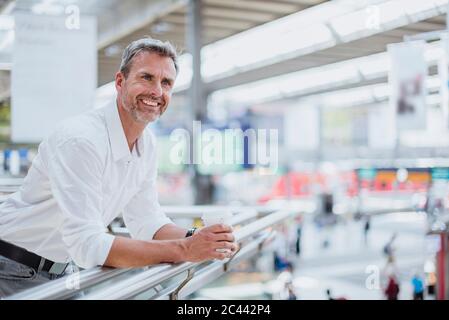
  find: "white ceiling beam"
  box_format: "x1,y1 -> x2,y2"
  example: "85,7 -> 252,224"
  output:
199,1 -> 447,92
97,0 -> 188,50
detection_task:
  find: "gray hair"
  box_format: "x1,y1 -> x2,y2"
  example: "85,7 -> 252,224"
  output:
119,37 -> 179,78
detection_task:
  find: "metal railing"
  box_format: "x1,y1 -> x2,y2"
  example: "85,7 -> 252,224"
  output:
108,208 -> 259,238
153,231 -> 274,300
0,177 -> 23,197
7,209 -> 299,300
162,205 -> 280,218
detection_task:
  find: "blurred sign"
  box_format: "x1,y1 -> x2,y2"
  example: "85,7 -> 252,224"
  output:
322,108 -> 351,146
431,168 -> 449,181
368,102 -> 396,149
407,169 -> 431,184
284,104 -> 319,151
357,168 -> 377,180
11,13 -> 97,143
388,41 -> 427,131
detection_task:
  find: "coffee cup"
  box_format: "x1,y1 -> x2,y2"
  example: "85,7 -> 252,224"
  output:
201,210 -> 233,227
201,211 -> 234,254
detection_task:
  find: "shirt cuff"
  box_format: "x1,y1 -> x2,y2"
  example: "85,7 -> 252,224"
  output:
96,233 -> 116,267
134,216 -> 174,241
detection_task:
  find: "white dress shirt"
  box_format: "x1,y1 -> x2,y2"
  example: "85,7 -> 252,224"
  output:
0,102 -> 173,269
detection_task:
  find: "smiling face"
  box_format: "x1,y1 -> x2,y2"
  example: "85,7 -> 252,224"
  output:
115,51 -> 177,124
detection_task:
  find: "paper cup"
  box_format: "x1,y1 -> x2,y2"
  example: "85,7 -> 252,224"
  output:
201,211 -> 234,253
201,211 -> 233,227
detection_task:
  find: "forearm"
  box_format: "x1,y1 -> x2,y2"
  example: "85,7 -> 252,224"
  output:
103,224 -> 237,268
153,223 -> 189,240
103,236 -> 187,268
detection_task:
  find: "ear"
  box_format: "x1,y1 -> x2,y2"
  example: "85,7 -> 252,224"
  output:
115,72 -> 124,93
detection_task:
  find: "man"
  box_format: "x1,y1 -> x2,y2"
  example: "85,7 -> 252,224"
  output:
0,38 -> 237,298
411,273 -> 424,300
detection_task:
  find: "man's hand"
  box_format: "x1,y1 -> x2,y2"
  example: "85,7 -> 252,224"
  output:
104,224 -> 239,268
182,224 -> 239,262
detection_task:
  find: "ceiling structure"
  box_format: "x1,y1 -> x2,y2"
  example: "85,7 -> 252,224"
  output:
91,0 -> 449,112
0,0 -> 448,102
0,0 -> 327,99
203,15 -> 447,93
0,0 -> 447,160
96,0 -> 328,85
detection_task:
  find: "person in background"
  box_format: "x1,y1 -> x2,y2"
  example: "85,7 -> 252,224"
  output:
286,282 -> 297,300
326,288 -> 334,300
363,215 -> 371,245
385,275 -> 400,300
325,288 -> 347,300
411,273 -> 424,300
273,226 -> 294,272
383,233 -> 397,260
426,271 -> 436,296
295,216 -> 302,257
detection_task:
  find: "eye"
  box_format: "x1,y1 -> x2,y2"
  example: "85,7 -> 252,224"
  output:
142,74 -> 152,81
162,80 -> 172,87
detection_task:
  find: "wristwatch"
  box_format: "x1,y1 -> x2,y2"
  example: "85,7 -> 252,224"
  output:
185,227 -> 197,238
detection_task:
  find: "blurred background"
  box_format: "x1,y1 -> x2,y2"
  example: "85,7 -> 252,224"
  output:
1,0 -> 449,300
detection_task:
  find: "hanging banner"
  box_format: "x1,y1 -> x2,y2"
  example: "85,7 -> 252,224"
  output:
439,34 -> 449,128
388,41 -> 427,131
11,12 -> 97,143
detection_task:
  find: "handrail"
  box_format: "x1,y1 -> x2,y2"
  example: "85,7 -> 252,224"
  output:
7,209 -> 298,300
154,231 -> 276,300
109,209 -> 258,239
0,177 -> 24,185
229,209 -> 258,226
7,209 -> 261,300
162,205 -> 281,218
165,207 -> 259,222
232,210 -> 290,241
79,210 -> 294,300
80,262 -> 197,300
7,266 -> 135,300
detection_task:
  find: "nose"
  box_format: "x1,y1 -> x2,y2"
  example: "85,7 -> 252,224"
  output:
149,81 -> 163,97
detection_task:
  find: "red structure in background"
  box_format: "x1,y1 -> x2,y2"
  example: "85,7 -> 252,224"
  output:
359,168 -> 430,193
258,171 -> 358,204
258,168 -> 431,204
437,233 -> 446,300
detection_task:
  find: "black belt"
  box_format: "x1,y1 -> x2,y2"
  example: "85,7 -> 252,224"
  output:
0,239 -> 68,275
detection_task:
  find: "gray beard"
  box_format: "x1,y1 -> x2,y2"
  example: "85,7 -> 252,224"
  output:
130,105 -> 152,125
122,96 -> 156,124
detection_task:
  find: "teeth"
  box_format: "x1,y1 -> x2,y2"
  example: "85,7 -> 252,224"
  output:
142,99 -> 158,107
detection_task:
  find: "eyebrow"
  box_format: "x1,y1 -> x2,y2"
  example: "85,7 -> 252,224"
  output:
139,72 -> 153,78
140,72 -> 174,86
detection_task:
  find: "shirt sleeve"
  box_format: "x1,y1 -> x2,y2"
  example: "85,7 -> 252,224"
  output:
122,137 -> 173,241
46,138 -> 115,269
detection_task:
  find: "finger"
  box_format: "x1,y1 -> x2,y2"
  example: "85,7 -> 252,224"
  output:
211,251 -> 227,260
205,223 -> 233,234
224,243 -> 238,253
212,232 -> 235,242
213,241 -> 235,250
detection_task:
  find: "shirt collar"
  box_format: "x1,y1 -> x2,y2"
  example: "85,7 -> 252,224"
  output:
104,101 -> 144,162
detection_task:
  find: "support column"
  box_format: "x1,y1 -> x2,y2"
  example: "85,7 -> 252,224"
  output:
186,0 -> 213,204
187,0 -> 205,122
